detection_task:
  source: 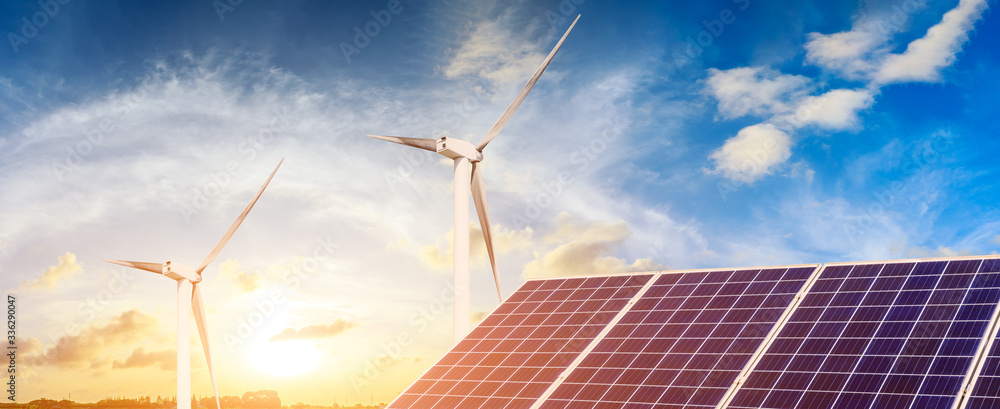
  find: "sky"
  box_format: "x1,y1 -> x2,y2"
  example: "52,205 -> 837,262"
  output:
1,0 -> 998,405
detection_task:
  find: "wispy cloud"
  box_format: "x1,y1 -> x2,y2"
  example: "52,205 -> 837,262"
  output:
906,245 -> 974,258
418,222 -> 533,270
727,129 -> 968,265
218,259 -> 262,293
442,13 -> 548,87
269,319 -> 358,342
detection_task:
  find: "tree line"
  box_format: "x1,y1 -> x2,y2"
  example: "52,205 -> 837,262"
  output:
18,390 -> 281,409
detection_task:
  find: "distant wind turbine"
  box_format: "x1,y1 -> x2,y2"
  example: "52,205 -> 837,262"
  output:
105,159 -> 283,409
367,15 -> 580,344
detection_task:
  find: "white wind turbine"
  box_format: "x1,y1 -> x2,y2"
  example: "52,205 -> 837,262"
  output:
104,159 -> 283,409
367,16 -> 579,344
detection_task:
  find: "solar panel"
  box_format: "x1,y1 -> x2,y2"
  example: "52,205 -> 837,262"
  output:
950,259 -> 1000,409
388,273 -> 654,409
388,256 -> 1000,408
722,258 -> 1000,409
536,265 -> 820,409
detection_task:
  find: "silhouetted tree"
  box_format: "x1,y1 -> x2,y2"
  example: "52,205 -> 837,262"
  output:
220,395 -> 241,408
199,397 -> 217,409
241,390 -> 280,409
27,399 -> 58,409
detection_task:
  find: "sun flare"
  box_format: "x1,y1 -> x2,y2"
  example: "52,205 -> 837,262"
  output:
249,340 -> 320,377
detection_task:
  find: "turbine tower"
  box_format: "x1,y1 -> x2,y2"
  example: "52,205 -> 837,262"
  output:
105,159 -> 283,409
367,16 -> 579,344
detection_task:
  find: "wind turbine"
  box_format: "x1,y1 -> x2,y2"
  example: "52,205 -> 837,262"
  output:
104,159 -> 283,409
367,15 -> 579,344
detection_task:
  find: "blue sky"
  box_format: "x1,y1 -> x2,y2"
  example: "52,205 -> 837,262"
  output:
2,0 -> 998,404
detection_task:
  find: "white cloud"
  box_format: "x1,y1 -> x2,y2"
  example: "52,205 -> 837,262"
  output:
779,88 -> 876,130
802,0 -> 928,79
708,0 -> 988,183
442,17 -> 547,86
522,213 -> 666,279
993,235 -> 1000,246
773,195 -> 910,262
20,252 -> 81,291
804,0 -> 986,83
875,0 -> 988,83
709,124 -> 792,183
804,28 -> 884,79
704,67 -> 812,119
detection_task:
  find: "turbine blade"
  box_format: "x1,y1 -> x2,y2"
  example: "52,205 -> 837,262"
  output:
192,284 -> 222,409
471,163 -> 502,301
196,158 -> 283,275
103,259 -> 162,274
476,14 -> 580,152
365,134 -> 437,152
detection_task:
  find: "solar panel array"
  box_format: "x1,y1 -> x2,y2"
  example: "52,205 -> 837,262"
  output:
725,258 -> 1000,409
953,259 -> 1000,409
540,266 -> 817,409
387,256 -> 1000,409
389,274 -> 652,409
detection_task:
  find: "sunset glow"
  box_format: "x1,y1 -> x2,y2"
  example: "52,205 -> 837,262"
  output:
2,0 -> 998,406
249,341 -> 320,377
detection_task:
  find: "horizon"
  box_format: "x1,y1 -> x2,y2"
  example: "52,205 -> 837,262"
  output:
12,392 -> 384,407
3,0 -> 999,405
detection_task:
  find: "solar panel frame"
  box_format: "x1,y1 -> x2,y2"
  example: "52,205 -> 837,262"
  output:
718,255 -> 1000,409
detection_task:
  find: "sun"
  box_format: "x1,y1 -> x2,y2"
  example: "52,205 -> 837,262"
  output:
248,340 -> 320,376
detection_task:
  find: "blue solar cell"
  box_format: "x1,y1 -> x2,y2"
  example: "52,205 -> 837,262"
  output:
539,266 -> 817,409
390,257 -> 1000,409
725,258 -> 1000,409
959,260 -> 1000,409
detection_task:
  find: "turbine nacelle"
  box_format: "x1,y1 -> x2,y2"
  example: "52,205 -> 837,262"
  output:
436,137 -> 483,162
163,261 -> 201,283
103,259 -> 199,283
